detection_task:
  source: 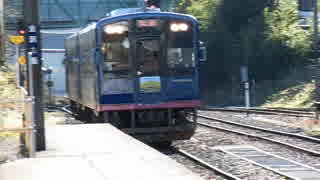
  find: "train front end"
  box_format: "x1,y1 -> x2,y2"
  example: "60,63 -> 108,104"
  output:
96,12 -> 202,143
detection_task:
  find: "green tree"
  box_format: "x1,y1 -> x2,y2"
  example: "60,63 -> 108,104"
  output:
176,0 -> 312,84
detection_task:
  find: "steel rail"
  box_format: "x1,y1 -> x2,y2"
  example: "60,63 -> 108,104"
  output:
248,107 -> 313,114
198,114 -> 320,144
177,149 -> 242,180
204,106 -> 314,113
200,107 -> 279,115
46,105 -> 74,116
278,107 -> 314,111
242,108 -> 313,116
197,122 -> 320,156
201,107 -> 314,117
60,105 -> 73,115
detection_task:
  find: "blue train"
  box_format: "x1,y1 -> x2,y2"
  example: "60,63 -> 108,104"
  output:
64,8 -> 205,144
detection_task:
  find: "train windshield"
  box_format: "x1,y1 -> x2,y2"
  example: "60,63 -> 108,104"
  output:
101,19 -> 195,78
101,21 -> 130,78
133,18 -> 195,76
167,21 -> 195,75
136,39 -> 161,76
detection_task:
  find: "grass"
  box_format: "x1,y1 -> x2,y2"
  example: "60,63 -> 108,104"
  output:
0,71 -> 20,101
261,80 -> 320,136
262,81 -> 315,108
0,70 -> 21,137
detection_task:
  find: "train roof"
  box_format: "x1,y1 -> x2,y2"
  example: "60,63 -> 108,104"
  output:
66,23 -> 96,39
66,8 -> 198,38
108,8 -> 161,17
98,8 -> 197,25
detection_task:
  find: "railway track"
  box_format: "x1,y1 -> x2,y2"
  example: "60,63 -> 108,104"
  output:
177,149 -> 242,180
176,113 -> 320,179
196,114 -> 320,156
217,145 -> 320,180
177,145 -> 320,180
201,107 -> 314,118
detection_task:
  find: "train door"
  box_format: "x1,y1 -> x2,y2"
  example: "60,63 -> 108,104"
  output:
134,38 -> 165,104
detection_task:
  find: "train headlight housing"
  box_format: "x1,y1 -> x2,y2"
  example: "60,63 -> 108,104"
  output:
170,23 -> 189,32
104,25 -> 126,34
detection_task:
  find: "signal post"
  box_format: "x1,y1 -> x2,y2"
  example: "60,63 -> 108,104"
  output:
9,35 -> 24,87
23,0 -> 46,151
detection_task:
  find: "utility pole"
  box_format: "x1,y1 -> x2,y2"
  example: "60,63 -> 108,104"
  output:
0,0 -> 4,65
241,28 -> 250,109
313,0 -> 320,111
314,0 -> 318,47
23,0 -> 46,151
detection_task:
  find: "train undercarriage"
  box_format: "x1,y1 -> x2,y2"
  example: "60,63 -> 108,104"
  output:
69,101 -> 197,145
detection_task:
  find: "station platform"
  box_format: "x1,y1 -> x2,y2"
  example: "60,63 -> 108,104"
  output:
0,124 -> 203,180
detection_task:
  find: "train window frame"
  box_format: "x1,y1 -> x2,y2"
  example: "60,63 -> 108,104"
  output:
135,39 -> 162,77
102,20 -> 130,78
166,20 -> 195,75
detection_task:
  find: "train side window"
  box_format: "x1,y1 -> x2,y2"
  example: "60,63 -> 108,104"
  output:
80,33 -> 91,57
66,37 -> 76,58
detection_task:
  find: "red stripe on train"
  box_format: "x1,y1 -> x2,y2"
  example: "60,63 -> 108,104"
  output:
97,100 -> 201,112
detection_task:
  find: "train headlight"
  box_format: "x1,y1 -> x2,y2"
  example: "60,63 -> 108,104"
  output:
104,25 -> 126,34
114,26 -> 125,34
170,23 -> 180,32
179,23 -> 189,31
104,26 -> 114,34
170,23 -> 189,32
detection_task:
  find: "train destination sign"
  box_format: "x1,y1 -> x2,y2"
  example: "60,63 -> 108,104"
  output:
10,35 -> 25,45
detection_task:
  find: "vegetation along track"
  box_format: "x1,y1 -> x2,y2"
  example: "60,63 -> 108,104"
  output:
201,107 -> 314,118
196,114 -> 320,156
176,149 -> 241,180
